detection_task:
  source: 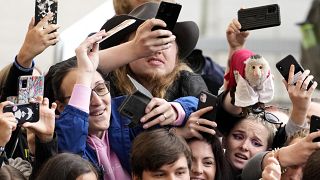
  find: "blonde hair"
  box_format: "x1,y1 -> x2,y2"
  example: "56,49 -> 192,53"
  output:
285,129 -> 309,146
0,64 -> 13,97
113,0 -> 175,15
242,114 -> 277,149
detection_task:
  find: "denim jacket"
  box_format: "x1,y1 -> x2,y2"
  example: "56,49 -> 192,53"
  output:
55,95 -> 198,175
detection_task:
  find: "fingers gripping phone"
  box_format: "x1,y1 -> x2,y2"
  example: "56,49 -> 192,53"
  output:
152,1 -> 182,31
3,103 -> 40,125
276,55 -> 314,90
310,115 -> 320,142
35,0 -> 58,25
197,91 -> 221,137
238,4 -> 281,31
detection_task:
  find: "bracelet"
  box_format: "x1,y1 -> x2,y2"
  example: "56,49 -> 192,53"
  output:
273,148 -> 287,174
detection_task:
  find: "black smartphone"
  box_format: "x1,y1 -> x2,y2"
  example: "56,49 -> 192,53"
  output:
152,1 -> 182,31
238,4 -> 281,31
276,55 -> 314,90
35,0 -> 58,25
310,115 -> 320,142
3,103 -> 40,125
197,91 -> 221,137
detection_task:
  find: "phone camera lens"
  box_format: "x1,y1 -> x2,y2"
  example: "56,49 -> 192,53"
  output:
279,66 -> 283,71
22,79 -> 28,88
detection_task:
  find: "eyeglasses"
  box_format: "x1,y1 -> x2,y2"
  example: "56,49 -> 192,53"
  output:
61,81 -> 110,101
249,107 -> 283,126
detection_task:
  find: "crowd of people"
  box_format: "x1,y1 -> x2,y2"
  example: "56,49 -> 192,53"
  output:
0,0 -> 320,180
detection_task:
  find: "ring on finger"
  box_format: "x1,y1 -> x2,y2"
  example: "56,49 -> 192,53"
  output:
195,120 -> 200,125
288,82 -> 294,86
163,113 -> 168,120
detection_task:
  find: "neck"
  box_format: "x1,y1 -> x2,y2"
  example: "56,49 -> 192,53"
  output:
89,130 -> 104,139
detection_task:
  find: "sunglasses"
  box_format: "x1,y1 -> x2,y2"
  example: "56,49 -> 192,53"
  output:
250,106 -> 283,126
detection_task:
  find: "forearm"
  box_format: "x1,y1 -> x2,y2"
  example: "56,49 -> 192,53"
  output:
17,46 -> 35,68
98,41 -> 140,73
289,107 -> 308,126
223,91 -> 242,116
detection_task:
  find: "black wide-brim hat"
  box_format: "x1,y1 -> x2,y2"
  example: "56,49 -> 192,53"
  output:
99,2 -> 199,59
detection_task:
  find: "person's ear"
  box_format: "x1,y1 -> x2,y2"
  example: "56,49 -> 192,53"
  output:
55,100 -> 65,114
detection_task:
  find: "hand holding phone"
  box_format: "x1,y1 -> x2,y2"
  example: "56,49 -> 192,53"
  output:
152,1 -> 182,31
310,115 -> 320,142
35,0 -> 58,25
276,55 -> 314,90
3,103 -> 40,125
238,4 -> 281,31
197,91 -> 222,137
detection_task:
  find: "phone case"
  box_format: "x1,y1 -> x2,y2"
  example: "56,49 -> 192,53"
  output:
118,75 -> 153,128
238,4 -> 281,31
3,103 -> 40,125
152,1 -> 182,31
197,91 -> 218,121
35,0 -> 58,25
310,115 -> 320,142
18,75 -> 44,104
276,55 -> 313,89
197,91 -> 222,137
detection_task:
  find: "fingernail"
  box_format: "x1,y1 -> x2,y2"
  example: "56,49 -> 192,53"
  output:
140,118 -> 145,122
143,124 -> 148,129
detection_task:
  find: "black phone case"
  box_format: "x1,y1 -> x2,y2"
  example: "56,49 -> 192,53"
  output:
3,103 -> 40,125
276,55 -> 313,89
197,91 -> 221,137
238,4 -> 281,31
310,115 -> 320,142
118,75 -> 153,128
35,0 -> 58,25
152,1 -> 181,31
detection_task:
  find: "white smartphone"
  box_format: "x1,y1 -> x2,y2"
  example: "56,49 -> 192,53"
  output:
97,19 -> 136,44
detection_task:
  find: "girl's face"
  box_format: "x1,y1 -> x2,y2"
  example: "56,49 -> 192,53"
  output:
128,39 -> 178,82
59,70 -> 112,136
189,140 -> 216,180
224,119 -> 269,170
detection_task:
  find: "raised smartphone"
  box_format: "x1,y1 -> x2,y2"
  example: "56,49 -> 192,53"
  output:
18,75 -> 44,104
35,0 -> 58,25
276,55 -> 313,90
3,103 -> 40,125
310,115 -> 320,142
152,1 -> 182,31
197,91 -> 221,137
238,4 -> 281,31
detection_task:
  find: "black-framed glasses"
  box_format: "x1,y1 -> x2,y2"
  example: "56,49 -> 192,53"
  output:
61,81 -> 110,101
250,107 -> 283,126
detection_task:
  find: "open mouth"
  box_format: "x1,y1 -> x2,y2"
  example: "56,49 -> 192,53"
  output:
235,153 -> 248,160
148,58 -> 164,64
89,108 -> 106,116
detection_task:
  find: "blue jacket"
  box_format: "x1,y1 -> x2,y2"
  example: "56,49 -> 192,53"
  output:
55,95 -> 198,174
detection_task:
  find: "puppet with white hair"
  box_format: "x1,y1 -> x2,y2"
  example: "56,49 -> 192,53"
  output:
224,49 -> 274,107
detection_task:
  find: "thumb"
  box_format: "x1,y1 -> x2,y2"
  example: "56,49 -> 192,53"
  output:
29,17 -> 35,30
22,122 -> 33,129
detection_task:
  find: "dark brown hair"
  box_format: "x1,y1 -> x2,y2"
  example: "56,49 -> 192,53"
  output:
303,150 -> 320,180
36,153 -> 98,180
131,128 -> 192,179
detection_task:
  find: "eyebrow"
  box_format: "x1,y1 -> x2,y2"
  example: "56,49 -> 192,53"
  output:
94,80 -> 104,86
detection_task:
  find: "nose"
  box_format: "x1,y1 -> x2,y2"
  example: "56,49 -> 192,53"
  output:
90,91 -> 103,106
191,161 -> 203,175
240,139 -> 250,151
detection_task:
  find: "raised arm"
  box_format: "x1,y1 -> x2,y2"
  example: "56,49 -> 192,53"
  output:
98,18 -> 176,73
